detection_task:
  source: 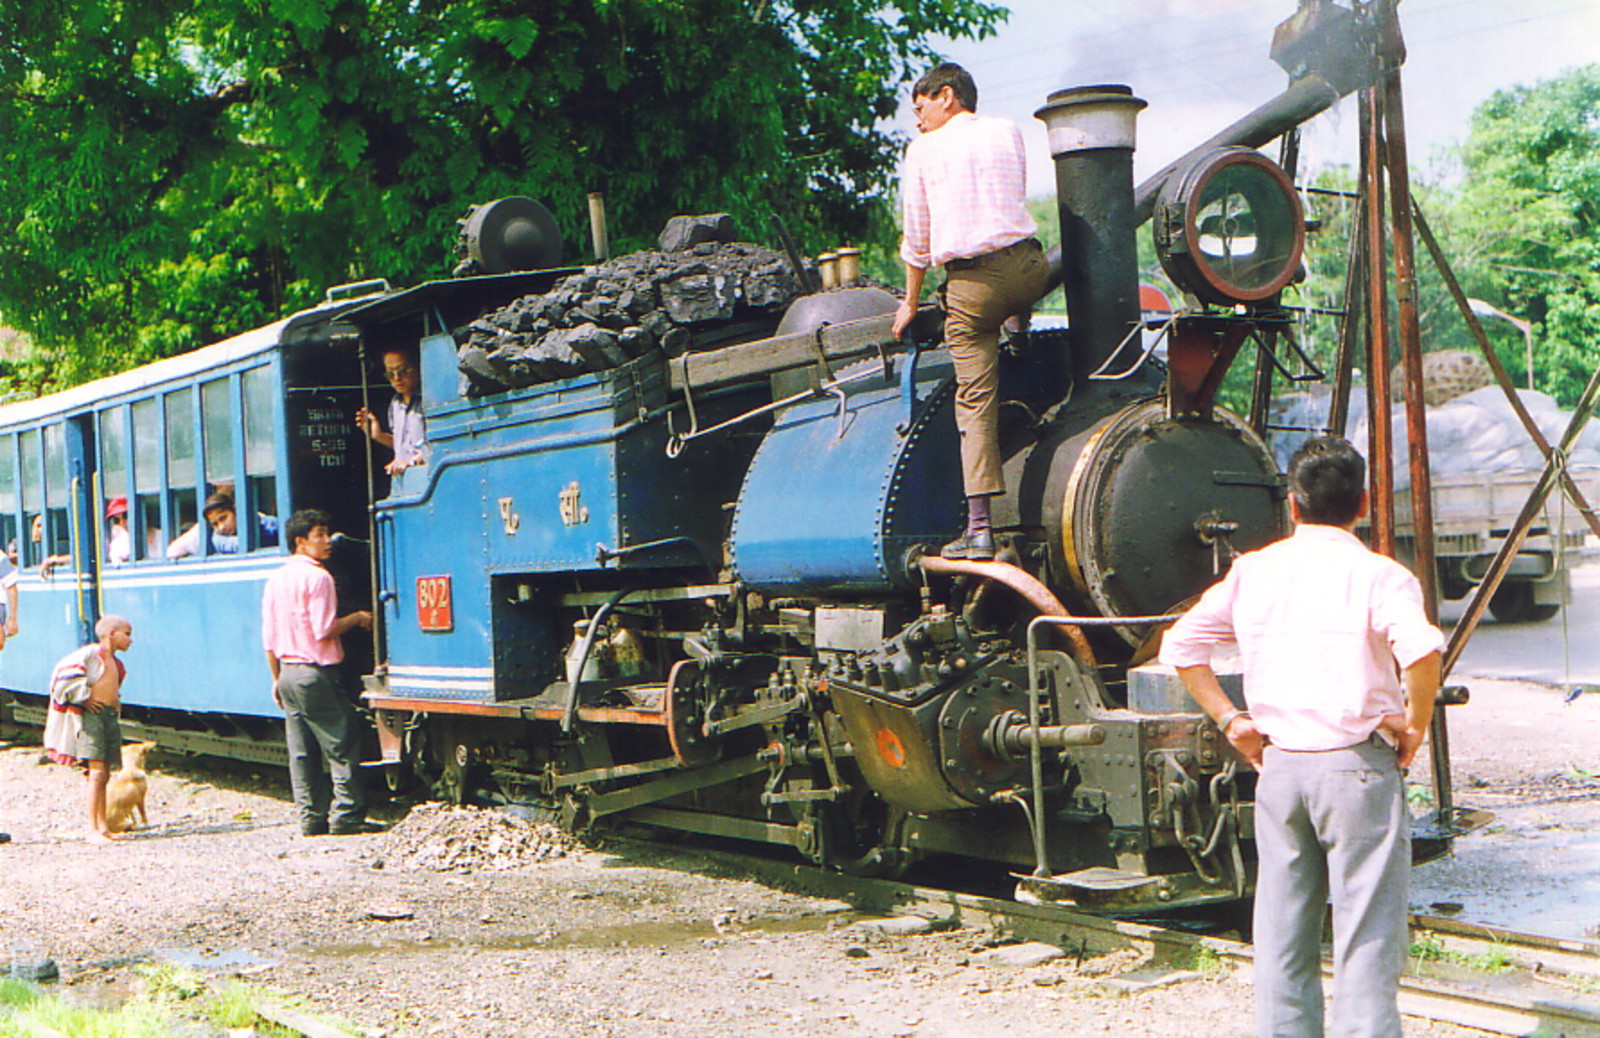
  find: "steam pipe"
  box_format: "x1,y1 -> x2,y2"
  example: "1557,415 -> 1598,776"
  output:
917,553 -> 1097,670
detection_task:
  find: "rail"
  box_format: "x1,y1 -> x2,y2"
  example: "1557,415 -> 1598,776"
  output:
677,841 -> 1600,1038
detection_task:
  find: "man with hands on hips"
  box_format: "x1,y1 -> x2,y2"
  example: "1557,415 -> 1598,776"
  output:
1160,435 -> 1442,1038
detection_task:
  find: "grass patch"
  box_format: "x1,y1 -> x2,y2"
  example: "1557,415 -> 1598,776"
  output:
0,982 -> 175,1038
0,965 -> 350,1038
0,976 -> 44,1009
1409,932 -> 1448,962
1191,943 -> 1230,978
1409,931 -> 1517,973
1405,782 -> 1435,808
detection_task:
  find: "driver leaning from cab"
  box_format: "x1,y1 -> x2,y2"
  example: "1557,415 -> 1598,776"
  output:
168,492 -> 280,559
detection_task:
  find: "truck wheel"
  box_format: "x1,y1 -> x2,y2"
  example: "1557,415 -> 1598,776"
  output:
1488,582 -> 1560,623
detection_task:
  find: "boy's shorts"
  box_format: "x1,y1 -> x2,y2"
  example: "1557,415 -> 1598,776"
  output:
77,709 -> 122,767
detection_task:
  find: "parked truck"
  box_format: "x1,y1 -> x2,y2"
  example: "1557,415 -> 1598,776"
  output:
1389,467 -> 1600,622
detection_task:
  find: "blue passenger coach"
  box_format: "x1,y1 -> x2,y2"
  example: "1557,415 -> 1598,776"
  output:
0,290 -> 389,759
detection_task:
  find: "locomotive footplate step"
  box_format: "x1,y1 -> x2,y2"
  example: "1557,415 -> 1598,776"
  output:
1018,867 -> 1161,896
1013,867 -> 1242,914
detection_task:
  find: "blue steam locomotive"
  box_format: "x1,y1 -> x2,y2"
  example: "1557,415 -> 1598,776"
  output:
0,3 -> 1460,912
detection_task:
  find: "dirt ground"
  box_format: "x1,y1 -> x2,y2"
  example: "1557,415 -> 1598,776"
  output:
1,679 -> 1596,1038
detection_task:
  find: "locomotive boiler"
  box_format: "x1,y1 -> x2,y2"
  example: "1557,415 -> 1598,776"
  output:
339,2 -> 1447,912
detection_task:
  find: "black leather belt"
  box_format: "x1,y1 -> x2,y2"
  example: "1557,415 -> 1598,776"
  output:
945,236 -> 1041,272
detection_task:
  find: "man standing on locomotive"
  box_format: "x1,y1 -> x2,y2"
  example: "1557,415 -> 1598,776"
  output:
891,62 -> 1050,561
1160,436 -> 1443,1038
262,509 -> 374,836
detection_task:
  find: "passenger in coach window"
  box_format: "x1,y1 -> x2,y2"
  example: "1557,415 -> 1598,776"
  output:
31,514 -> 73,579
355,346 -> 426,476
104,496 -> 131,565
261,508 -> 375,836
1161,436 -> 1443,1038
0,544 -> 19,649
891,61 -> 1049,562
167,492 -> 279,559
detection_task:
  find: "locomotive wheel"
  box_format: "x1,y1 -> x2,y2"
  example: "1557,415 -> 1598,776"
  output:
664,661 -> 724,767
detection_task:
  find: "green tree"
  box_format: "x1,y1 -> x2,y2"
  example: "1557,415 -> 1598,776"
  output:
0,0 -> 1004,392
1446,64 -> 1600,405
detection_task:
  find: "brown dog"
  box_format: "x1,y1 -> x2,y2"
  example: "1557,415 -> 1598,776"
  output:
104,741 -> 157,834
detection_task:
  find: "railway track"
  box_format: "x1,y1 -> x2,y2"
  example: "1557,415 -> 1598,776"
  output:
683,844 -> 1600,1038
8,707 -> 1594,1034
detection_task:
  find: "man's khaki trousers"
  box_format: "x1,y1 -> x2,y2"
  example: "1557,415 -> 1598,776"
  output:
941,238 -> 1050,497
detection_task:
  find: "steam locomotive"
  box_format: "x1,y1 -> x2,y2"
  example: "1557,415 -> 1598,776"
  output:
0,2 -> 1456,913
331,1 -> 1461,913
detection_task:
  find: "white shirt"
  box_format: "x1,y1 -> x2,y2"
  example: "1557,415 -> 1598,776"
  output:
389,395 -> 426,465
899,112 -> 1036,270
107,524 -> 130,565
1159,524 -> 1444,752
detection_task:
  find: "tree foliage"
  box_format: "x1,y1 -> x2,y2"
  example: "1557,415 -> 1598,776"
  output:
0,0 -> 1003,391
1247,65 -> 1600,413
1444,64 -> 1600,406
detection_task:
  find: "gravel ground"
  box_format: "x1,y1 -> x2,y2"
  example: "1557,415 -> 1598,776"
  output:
2,679 -> 1594,1038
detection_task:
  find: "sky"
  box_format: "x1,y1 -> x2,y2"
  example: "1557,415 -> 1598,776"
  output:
909,0 -> 1600,197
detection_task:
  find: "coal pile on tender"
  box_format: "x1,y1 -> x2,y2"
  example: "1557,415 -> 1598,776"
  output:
381,802 -> 579,872
458,213 -> 805,396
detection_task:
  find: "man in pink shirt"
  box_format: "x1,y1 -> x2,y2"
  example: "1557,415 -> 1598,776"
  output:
262,509 -> 374,836
1161,436 -> 1443,1037
891,62 -> 1049,560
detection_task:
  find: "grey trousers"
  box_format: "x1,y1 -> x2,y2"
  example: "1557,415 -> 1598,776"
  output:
278,663 -> 364,832
1253,737 -> 1410,1038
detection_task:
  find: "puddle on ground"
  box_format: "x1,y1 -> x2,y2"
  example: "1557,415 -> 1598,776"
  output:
150,946 -> 279,971
1411,800 -> 1600,941
308,909 -> 853,960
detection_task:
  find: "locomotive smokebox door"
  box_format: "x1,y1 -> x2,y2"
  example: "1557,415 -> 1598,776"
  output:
1044,400 -> 1286,645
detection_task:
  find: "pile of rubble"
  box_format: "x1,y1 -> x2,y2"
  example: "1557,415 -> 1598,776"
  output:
381,802 -> 579,872
457,213 -> 805,395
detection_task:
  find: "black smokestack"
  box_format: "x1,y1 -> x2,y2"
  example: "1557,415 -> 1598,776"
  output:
1034,85 -> 1147,384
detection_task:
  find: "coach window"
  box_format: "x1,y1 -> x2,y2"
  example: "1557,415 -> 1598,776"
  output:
0,435 -> 16,565
242,366 -> 277,537
132,398 -> 162,559
42,424 -> 70,564
165,389 -> 198,558
99,408 -> 130,565
202,374 -> 234,503
19,429 -> 42,566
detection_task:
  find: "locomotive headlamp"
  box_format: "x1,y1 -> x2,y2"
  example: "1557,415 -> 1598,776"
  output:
1154,147 -> 1304,306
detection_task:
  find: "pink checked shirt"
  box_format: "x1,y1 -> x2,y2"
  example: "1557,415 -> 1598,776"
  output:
1159,524 -> 1444,752
261,553 -> 345,667
899,111 -> 1036,270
